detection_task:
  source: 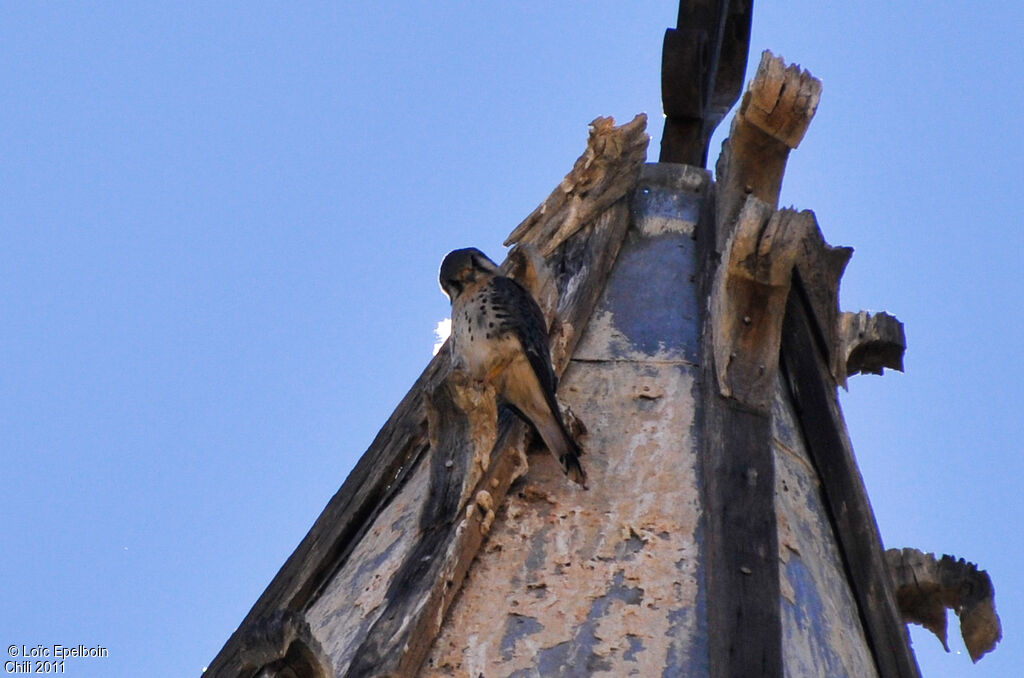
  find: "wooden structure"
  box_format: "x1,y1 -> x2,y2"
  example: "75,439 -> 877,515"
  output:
205,7 -> 1001,677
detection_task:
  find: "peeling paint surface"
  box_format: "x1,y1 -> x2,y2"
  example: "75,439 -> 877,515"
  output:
421,166 -> 708,677
772,376 -> 878,678
305,454 -> 432,673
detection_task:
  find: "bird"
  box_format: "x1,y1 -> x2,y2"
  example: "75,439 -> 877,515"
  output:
439,247 -> 587,487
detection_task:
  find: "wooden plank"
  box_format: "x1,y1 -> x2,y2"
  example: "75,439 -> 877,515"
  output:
779,282 -> 921,678
205,356 -> 443,675
773,384 -> 881,676
696,169 -> 782,678
343,405 -> 526,678
699,393 -> 782,678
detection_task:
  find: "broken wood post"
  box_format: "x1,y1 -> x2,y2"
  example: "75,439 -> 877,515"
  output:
886,548 -> 1002,663
839,310 -> 907,383
715,50 -> 822,233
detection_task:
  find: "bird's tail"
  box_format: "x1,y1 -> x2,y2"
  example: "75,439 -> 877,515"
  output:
559,447 -> 587,488
523,407 -> 588,488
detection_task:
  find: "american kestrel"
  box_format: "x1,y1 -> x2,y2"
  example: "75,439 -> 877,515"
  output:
439,248 -> 587,486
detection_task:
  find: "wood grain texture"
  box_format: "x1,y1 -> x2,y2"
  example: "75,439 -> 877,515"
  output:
714,50 -> 821,236
886,548 -> 1001,663
696,153 -> 782,678
699,390 -> 782,678
839,311 -> 906,384
709,199 -> 852,409
773,378 -> 881,677
505,114 -> 648,255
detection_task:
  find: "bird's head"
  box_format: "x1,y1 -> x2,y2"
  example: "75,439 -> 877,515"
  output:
439,248 -> 500,301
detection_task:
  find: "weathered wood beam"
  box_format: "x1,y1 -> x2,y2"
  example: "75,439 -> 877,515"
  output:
206,358 -> 442,675
709,199 -> 852,408
697,384 -> 782,677
715,50 -> 821,235
712,201 -> 800,409
505,115 -> 648,255
236,611 -> 333,678
886,548 -> 1002,663
698,198 -> 784,677
839,311 -> 906,383
342,387 -> 520,678
779,287 -> 921,678
205,115 -> 649,677
710,201 -> 852,403
708,53 -> 834,398
698,46 -> 920,678
695,49 -> 825,678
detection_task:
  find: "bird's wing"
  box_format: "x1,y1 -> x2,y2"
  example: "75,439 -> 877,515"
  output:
490,276 -> 560,404
492,276 -> 586,482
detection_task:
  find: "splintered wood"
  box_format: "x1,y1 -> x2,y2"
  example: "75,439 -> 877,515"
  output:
839,311 -> 906,383
742,50 -> 821,149
886,548 -> 1002,663
505,115 -> 649,255
710,50 -> 855,409
711,201 -> 852,410
715,50 -> 821,234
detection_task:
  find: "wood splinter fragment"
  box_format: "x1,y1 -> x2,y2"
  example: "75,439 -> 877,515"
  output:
715,50 -> 823,234
505,114 -> 649,255
475,490 -> 495,535
885,547 -> 1002,663
743,50 -> 821,149
839,310 -> 906,384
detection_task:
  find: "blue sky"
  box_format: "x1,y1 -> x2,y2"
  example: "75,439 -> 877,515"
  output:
2,2 -> 1020,676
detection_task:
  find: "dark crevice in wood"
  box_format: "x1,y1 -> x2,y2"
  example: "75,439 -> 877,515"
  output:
342,411 -> 526,678
237,610 -> 333,678
790,269 -> 832,367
